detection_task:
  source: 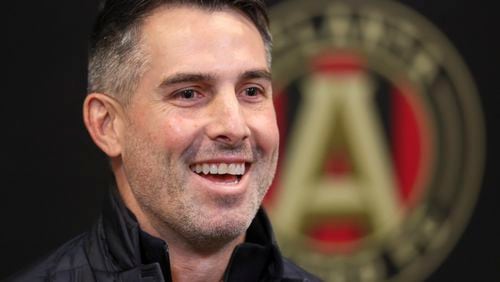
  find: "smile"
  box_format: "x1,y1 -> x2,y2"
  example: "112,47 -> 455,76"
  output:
190,163 -> 245,175
190,162 -> 247,184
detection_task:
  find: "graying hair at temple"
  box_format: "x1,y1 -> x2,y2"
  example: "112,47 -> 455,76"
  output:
87,0 -> 273,104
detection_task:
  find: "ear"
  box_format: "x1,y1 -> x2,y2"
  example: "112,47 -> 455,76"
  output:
83,93 -> 126,157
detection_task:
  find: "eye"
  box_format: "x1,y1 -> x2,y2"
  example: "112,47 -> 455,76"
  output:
243,86 -> 267,99
239,85 -> 268,104
177,89 -> 197,99
171,88 -> 204,101
245,87 -> 259,97
168,88 -> 206,107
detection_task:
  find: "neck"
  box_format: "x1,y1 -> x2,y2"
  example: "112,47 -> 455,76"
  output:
169,235 -> 244,282
150,215 -> 245,282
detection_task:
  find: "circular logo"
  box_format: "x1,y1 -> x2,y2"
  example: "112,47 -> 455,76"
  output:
264,0 -> 485,281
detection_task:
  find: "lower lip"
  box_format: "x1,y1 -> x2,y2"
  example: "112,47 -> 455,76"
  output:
199,174 -> 240,184
191,169 -> 250,196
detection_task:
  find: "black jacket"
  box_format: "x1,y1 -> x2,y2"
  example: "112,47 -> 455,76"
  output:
7,189 -> 321,282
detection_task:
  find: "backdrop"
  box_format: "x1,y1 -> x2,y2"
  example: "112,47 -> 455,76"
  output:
2,0 -> 499,281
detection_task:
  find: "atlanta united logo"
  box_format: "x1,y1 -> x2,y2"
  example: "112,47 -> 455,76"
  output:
263,0 -> 485,281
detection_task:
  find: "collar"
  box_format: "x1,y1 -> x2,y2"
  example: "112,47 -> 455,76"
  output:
92,187 -> 285,281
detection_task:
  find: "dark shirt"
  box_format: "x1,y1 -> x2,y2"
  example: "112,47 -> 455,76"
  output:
6,187 -> 321,281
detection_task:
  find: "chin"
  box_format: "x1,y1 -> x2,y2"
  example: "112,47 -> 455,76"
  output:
207,206 -> 254,232
199,200 -> 258,236
180,215 -> 250,250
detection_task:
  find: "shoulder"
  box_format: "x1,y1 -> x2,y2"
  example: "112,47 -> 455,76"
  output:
281,257 -> 323,282
5,233 -> 94,282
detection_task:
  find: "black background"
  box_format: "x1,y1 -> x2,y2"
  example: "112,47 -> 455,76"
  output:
2,0 -> 499,281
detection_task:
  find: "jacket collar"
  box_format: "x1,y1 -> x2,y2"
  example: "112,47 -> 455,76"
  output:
87,187 -> 285,281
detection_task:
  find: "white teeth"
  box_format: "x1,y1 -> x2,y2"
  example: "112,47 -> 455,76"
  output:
195,164 -> 202,174
210,164 -> 217,174
191,163 -> 246,175
218,163 -> 228,174
203,164 -> 210,175
228,164 -> 236,174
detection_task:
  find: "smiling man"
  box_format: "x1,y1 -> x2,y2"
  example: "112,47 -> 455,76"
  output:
7,0 -> 320,281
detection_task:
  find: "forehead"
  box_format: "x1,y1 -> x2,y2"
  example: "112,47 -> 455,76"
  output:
138,5 -> 268,75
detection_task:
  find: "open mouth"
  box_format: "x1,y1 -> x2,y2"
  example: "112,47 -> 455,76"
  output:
190,162 -> 247,184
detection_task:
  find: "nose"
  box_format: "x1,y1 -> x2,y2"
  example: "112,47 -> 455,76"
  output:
205,89 -> 250,146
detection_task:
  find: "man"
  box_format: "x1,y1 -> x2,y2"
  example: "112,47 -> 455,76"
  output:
7,0 -> 320,281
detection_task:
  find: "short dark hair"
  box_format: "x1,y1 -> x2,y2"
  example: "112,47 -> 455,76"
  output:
88,0 -> 272,103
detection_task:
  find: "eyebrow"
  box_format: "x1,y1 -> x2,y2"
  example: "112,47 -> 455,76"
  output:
159,73 -> 216,88
158,69 -> 272,88
240,69 -> 272,81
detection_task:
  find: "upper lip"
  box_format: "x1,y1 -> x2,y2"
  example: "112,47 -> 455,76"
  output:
189,157 -> 253,165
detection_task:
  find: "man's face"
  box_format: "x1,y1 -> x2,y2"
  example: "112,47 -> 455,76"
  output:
119,6 -> 279,247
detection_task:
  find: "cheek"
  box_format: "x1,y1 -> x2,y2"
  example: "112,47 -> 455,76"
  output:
160,117 -> 203,151
249,109 -> 280,152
